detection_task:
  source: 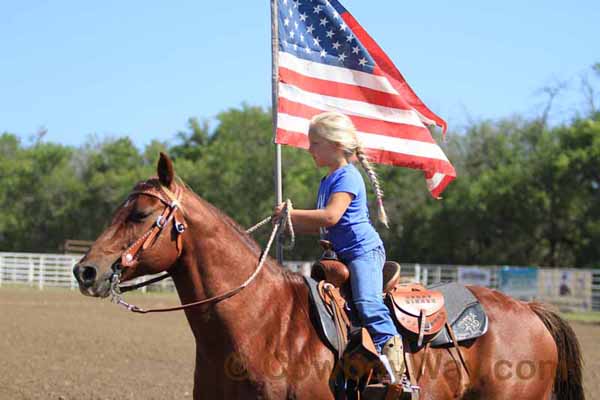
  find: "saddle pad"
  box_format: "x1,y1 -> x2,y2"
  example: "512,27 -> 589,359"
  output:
303,276 -> 342,354
427,282 -> 489,347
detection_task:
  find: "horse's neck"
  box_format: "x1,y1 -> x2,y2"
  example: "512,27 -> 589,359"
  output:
171,191 -> 293,351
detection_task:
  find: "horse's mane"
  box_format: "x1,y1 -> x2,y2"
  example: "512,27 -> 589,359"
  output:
175,176 -> 304,284
175,177 -> 262,254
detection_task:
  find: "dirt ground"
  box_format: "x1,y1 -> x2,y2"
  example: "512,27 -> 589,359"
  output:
0,286 -> 598,399
0,286 -> 194,400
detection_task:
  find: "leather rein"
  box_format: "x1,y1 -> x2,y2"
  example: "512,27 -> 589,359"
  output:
109,184 -> 292,314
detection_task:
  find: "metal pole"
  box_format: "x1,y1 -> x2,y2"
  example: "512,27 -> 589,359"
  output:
271,0 -> 284,264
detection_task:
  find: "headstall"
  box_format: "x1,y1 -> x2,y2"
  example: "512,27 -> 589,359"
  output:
120,184 -> 187,268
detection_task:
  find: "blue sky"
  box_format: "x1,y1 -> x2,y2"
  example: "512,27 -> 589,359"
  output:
1,1 -> 598,148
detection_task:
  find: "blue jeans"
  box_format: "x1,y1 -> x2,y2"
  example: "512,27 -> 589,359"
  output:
343,246 -> 399,352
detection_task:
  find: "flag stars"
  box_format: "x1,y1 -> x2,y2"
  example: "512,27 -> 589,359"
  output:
278,0 -> 373,71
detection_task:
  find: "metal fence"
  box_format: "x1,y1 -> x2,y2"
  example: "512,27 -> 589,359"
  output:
1,252 -> 599,311
593,270 -> 600,311
0,252 -> 82,289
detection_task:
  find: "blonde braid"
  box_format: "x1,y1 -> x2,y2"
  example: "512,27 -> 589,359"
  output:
355,147 -> 389,228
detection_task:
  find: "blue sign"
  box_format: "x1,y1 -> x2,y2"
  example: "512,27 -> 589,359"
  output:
498,267 -> 539,300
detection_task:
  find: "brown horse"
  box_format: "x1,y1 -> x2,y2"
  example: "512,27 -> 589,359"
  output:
73,153 -> 584,400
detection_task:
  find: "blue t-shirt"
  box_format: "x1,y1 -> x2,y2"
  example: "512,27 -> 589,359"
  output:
316,163 -> 383,260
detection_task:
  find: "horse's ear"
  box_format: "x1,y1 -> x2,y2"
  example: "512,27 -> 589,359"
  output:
157,152 -> 174,188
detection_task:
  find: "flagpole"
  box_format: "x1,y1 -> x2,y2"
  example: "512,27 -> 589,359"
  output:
271,0 -> 284,264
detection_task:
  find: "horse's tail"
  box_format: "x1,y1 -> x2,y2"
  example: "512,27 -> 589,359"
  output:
528,302 -> 585,400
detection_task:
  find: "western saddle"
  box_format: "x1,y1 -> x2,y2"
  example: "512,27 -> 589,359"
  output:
310,241 -> 469,400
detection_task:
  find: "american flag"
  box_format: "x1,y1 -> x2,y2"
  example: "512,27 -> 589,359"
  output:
273,0 -> 456,198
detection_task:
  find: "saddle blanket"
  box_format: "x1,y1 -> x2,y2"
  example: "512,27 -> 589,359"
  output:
428,282 -> 489,347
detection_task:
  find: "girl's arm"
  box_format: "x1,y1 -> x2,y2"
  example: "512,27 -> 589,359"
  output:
288,219 -> 320,235
275,192 -> 353,234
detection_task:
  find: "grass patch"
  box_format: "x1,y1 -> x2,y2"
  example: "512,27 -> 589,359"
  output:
561,311 -> 600,323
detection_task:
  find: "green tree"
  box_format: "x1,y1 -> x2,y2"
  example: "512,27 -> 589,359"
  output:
170,117 -> 210,162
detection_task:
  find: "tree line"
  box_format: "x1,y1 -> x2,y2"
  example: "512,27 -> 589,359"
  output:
1,68 -> 598,268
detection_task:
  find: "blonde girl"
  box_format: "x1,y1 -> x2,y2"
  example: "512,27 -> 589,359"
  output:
274,111 -> 404,380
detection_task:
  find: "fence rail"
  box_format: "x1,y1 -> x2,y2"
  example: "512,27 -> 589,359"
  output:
1,252 -> 598,311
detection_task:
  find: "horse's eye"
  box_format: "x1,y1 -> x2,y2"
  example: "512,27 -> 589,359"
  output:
128,210 -> 150,223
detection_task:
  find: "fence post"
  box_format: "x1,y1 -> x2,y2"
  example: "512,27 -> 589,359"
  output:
415,264 -> 421,283
422,267 -> 429,286
0,254 -> 3,287
12,256 -> 17,282
29,256 -> 35,287
39,256 -> 45,290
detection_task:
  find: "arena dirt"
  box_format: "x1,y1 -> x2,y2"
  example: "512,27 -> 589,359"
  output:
0,286 -> 598,399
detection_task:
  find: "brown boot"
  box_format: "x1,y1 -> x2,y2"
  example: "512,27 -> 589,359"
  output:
381,335 -> 405,383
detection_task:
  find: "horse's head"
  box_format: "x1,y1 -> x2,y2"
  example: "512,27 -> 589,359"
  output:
73,153 -> 186,297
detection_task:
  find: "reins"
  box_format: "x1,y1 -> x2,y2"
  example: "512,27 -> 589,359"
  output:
110,196 -> 294,314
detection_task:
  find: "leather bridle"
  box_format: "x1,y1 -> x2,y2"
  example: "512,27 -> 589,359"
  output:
120,184 -> 186,268
109,183 -> 292,314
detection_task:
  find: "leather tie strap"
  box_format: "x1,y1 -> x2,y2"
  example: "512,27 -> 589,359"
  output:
446,322 -> 471,380
320,282 -> 349,359
417,342 -> 430,382
417,309 -> 426,347
403,342 -> 421,400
